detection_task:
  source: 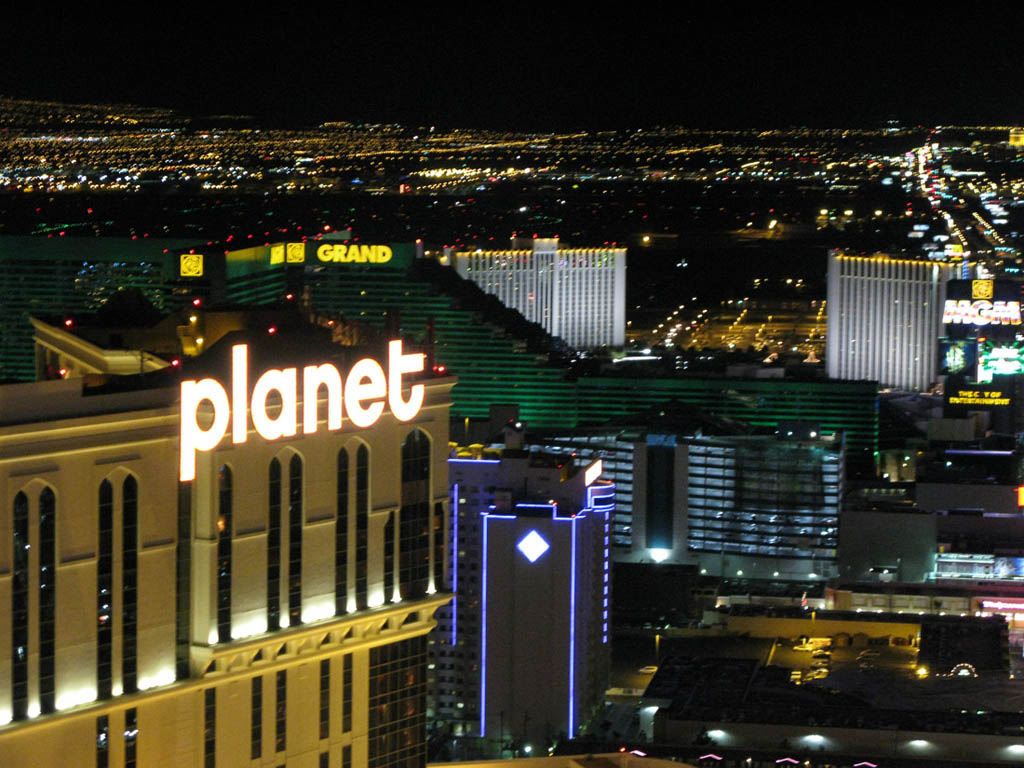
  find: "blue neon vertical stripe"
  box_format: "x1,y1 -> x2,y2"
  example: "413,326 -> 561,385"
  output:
452,484 -> 458,648
480,513 -> 488,737
568,515 -> 577,736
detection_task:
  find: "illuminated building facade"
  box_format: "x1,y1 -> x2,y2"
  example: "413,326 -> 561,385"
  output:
0,238 -> 879,460
432,438 -> 612,749
0,321 -> 453,767
685,428 -> 844,580
450,238 -> 627,349
825,251 -> 958,391
0,236 -> 195,381
537,419 -> 844,578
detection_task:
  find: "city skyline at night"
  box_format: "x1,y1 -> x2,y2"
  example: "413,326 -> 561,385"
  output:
8,11 -> 1024,767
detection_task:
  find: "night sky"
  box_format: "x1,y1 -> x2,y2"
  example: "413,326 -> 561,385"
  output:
3,10 -> 1023,129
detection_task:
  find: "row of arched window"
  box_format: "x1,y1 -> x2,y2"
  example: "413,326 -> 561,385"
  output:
11,478 -> 137,723
214,429 -> 445,642
12,488 -> 53,720
9,429 -> 444,720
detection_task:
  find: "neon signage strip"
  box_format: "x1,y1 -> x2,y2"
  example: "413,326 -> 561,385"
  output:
981,599 -> 1024,611
451,485 -> 459,647
315,243 -> 393,264
179,340 -> 424,481
569,515 -> 577,735
478,510 -> 515,737
549,512 -> 581,734
480,513 -> 488,737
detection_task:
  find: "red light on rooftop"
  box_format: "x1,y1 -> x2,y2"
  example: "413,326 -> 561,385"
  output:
64,319 -> 73,327
192,298 -> 202,307
171,359 -> 181,367
268,326 -> 277,335
285,294 -> 294,301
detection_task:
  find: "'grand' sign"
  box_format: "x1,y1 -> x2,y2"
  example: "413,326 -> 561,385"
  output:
180,340 -> 424,481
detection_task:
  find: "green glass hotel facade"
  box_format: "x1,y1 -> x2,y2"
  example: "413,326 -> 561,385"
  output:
0,236 -> 878,460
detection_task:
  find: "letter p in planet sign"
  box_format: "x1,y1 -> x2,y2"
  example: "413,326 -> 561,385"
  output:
180,340 -> 425,481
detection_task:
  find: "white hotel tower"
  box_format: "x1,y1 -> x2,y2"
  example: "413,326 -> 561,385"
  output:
449,238 -> 626,349
825,251 -> 958,391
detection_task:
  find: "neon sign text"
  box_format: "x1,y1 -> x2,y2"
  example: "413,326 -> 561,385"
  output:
316,244 -> 393,264
180,340 -> 424,481
942,299 -> 1022,326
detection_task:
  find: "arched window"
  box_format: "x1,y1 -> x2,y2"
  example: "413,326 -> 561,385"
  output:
335,449 -> 349,615
268,458 -> 282,629
400,430 -> 431,600
217,467 -> 232,643
122,476 -> 138,694
12,491 -> 29,720
97,480 -> 114,699
355,445 -> 369,610
39,487 -> 56,714
384,511 -> 395,602
433,502 -> 445,590
288,454 -> 303,626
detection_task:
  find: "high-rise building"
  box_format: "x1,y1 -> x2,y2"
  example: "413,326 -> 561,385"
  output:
1,238 -> 880,459
536,418 -> 844,579
0,236 -> 195,381
449,238 -> 627,349
684,427 -> 844,580
825,250 -> 958,391
431,434 -> 612,749
0,312 -> 453,767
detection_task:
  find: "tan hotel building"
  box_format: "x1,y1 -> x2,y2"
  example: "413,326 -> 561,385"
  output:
0,316 -> 454,767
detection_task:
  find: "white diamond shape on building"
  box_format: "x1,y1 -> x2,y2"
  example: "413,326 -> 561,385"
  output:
516,530 -> 550,563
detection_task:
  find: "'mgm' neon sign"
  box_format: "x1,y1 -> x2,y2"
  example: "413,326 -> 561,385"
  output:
942,299 -> 1022,327
180,340 -> 423,481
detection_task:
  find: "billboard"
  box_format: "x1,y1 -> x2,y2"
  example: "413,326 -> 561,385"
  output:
267,241 -> 415,270
993,559 -> 1024,579
939,339 -> 977,376
977,340 -> 1024,382
944,384 -> 1012,413
942,279 -> 1023,340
